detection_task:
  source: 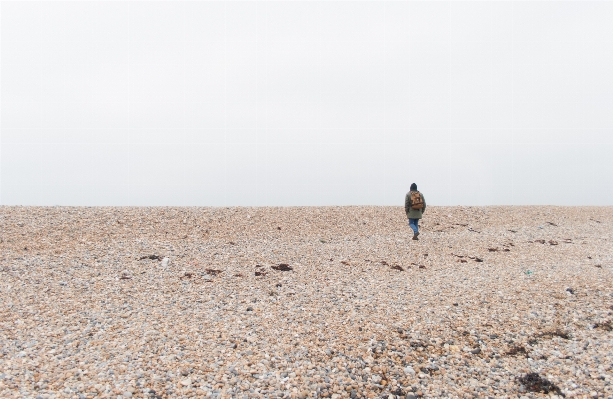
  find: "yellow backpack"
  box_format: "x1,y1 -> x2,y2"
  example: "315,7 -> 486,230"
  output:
410,191 -> 424,210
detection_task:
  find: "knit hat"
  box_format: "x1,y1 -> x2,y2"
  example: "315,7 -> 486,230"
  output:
410,183 -> 417,191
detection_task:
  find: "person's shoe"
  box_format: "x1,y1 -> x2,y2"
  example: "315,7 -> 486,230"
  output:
412,233 -> 419,240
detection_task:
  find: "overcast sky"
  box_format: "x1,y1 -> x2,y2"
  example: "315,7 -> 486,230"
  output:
1,1 -> 612,206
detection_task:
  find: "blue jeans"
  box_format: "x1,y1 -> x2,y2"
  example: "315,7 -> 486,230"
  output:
408,218 -> 419,235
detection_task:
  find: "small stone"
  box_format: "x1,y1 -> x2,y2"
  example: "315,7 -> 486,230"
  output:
406,395 -> 417,399
181,378 -> 191,386
162,257 -> 169,267
404,366 -> 416,375
470,348 -> 481,354
246,307 -> 253,311
122,392 -> 132,398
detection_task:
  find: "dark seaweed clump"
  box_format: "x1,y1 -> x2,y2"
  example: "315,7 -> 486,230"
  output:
505,345 -> 527,357
516,373 -> 564,395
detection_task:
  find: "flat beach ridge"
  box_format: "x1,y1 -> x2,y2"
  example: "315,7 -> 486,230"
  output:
1,206 -> 612,398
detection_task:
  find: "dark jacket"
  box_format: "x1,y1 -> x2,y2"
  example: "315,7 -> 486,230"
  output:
405,191 -> 426,219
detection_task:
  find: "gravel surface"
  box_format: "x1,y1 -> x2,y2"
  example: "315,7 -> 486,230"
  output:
1,206 -> 612,399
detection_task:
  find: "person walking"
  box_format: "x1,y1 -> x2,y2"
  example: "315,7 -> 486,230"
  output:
405,183 -> 426,240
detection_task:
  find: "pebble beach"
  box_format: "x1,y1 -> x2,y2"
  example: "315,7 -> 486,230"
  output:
1,206 -> 612,399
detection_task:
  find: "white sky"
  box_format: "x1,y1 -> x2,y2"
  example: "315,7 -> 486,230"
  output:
1,1 -> 612,206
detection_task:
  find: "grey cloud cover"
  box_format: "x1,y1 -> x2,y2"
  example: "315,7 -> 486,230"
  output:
1,1 -> 612,206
